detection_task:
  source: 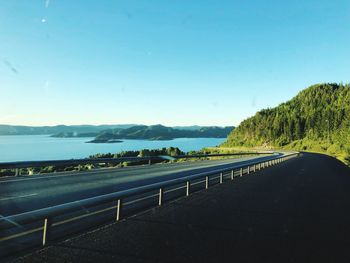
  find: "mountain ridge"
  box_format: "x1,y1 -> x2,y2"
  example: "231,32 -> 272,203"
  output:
88,125 -> 234,142
0,124 -> 234,141
0,124 -> 136,136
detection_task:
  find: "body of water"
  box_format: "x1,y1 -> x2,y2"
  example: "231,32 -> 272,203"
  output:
0,135 -> 226,162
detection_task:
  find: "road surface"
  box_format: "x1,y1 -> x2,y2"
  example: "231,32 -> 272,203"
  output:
12,152 -> 350,263
0,155 -> 272,217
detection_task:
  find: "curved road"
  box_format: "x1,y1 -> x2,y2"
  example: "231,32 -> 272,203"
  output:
13,152 -> 350,263
0,155 -> 272,217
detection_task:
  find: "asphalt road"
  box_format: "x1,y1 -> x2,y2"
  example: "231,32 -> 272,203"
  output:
12,152 -> 350,263
0,155 -> 272,217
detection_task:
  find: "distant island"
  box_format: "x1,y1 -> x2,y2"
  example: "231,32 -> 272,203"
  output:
86,139 -> 123,144
86,125 -> 234,143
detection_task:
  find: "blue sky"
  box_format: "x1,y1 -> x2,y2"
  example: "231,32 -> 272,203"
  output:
1,0 -> 349,127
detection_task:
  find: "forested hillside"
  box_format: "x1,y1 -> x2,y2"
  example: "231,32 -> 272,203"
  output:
223,83 -> 350,164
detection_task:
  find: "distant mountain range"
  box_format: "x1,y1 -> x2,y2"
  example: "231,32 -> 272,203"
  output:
0,124 -> 234,142
0,124 -> 136,136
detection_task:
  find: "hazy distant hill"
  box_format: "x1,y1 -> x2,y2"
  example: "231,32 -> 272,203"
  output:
88,125 -> 234,143
173,125 -> 204,131
0,124 -> 136,136
223,83 -> 350,164
0,124 -> 235,142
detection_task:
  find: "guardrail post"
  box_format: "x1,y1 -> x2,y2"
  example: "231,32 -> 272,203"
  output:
205,176 -> 209,189
148,159 -> 152,165
116,199 -> 122,221
253,164 -> 256,172
220,172 -> 223,184
15,168 -> 20,176
247,166 -> 250,174
42,218 -> 50,246
231,170 -> 234,180
240,168 -> 243,177
158,188 -> 163,206
186,181 -> 190,196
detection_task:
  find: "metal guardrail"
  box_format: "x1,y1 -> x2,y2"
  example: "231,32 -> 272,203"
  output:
0,156 -> 164,170
0,152 -> 273,169
0,152 -> 273,176
0,152 -> 298,254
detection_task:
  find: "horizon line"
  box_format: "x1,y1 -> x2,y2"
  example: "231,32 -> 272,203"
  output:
0,123 -> 236,128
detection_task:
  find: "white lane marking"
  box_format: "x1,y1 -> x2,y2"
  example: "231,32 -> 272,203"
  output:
0,193 -> 38,201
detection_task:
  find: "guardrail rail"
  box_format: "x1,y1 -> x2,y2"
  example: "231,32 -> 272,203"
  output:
0,152 -> 273,176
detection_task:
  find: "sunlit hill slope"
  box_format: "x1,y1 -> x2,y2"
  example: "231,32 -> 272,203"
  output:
222,83 -> 350,164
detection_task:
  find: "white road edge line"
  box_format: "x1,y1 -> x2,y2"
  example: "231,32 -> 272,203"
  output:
0,193 -> 38,201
